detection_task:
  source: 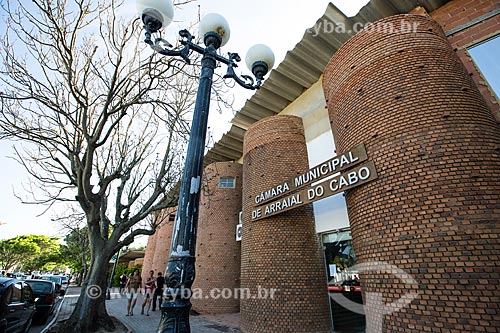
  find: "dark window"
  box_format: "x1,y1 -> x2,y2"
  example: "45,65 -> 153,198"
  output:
322,229 -> 365,332
468,35 -> 500,97
322,230 -> 357,282
10,283 -> 22,303
23,284 -> 33,302
28,281 -> 52,293
219,177 -> 235,188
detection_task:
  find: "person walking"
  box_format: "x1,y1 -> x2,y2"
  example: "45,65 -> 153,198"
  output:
152,271 -> 165,311
125,269 -> 142,316
141,270 -> 156,316
119,273 -> 127,294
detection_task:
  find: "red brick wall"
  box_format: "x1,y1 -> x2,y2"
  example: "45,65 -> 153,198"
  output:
151,208 -> 176,275
323,14 -> 500,333
142,230 -> 158,280
431,0 -> 500,122
191,161 -> 242,314
240,115 -> 332,333
142,209 -> 175,283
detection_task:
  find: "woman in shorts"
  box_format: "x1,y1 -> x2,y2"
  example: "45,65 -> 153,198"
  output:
125,268 -> 142,316
141,270 -> 156,316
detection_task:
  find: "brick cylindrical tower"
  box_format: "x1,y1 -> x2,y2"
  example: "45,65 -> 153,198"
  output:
240,115 -> 332,333
142,231 -> 158,280
152,209 -> 176,275
191,161 -> 242,314
323,15 -> 500,332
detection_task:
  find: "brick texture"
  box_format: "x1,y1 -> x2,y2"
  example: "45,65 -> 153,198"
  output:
191,161 -> 242,314
430,0 -> 500,122
141,210 -> 174,282
142,230 -> 158,280
323,14 -> 500,333
240,115 -> 332,333
151,208 -> 176,276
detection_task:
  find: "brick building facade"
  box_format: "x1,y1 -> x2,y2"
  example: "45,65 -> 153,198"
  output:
142,0 -> 499,331
191,161 -> 243,314
324,13 -> 500,332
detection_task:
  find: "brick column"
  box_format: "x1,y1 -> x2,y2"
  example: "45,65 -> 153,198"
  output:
241,115 -> 332,333
142,231 -> 158,280
191,161 -> 242,314
152,209 -> 176,275
323,14 -> 500,332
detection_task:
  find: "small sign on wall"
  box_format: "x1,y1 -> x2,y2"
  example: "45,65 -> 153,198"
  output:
236,224 -> 242,241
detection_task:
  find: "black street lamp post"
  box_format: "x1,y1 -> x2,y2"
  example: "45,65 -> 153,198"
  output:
136,1 -> 274,332
106,248 -> 121,300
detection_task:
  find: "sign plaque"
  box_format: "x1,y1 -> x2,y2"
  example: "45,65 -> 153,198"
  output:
250,144 -> 378,221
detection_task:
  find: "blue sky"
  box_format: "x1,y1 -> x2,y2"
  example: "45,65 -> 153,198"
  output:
0,0 -> 370,241
468,36 -> 500,98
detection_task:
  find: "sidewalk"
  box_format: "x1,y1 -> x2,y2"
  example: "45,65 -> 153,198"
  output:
47,286 -> 128,333
53,287 -> 359,333
52,286 -> 240,333
106,291 -> 240,333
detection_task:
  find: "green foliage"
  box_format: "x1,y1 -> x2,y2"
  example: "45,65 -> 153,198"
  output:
112,263 -> 127,287
60,227 -> 90,272
0,237 -> 38,272
112,263 -> 142,287
0,235 -> 63,272
24,235 -> 62,271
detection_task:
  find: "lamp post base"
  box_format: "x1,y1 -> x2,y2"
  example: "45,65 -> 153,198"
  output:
158,298 -> 192,333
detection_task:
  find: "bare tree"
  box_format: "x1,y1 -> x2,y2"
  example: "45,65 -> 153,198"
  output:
0,0 -> 201,331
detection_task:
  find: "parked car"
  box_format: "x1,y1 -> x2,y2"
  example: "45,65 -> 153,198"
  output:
0,277 -> 36,333
59,276 -> 69,291
4,274 -> 26,281
25,280 -> 57,324
39,276 -> 64,295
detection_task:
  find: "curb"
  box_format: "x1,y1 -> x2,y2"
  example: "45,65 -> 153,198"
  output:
39,286 -> 134,333
39,293 -> 66,333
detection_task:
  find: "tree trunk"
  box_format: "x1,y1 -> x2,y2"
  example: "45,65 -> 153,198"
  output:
61,252 -> 115,332
82,242 -> 88,283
